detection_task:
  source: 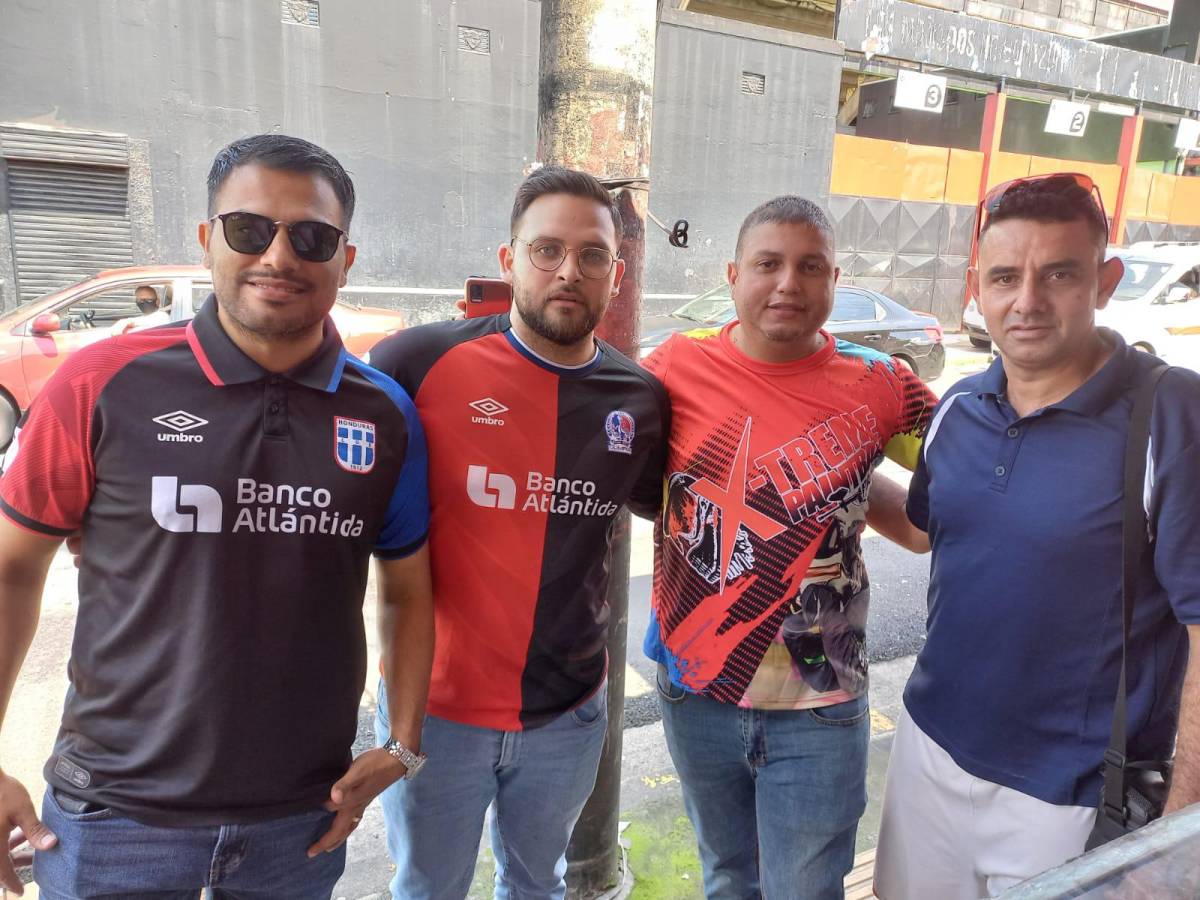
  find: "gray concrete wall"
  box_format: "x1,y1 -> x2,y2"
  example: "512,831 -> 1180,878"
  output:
0,0 -> 540,298
0,1 -> 846,314
644,7 -> 843,306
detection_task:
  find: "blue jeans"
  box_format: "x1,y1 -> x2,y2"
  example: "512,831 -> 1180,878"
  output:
375,678 -> 608,900
33,788 -> 345,899
657,665 -> 869,900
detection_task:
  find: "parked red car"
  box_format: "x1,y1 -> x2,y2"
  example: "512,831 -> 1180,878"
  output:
0,265 -> 407,448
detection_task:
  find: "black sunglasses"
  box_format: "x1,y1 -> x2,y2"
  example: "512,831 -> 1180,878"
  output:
211,211 -> 346,263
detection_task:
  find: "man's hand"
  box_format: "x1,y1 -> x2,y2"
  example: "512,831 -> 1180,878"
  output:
66,532 -> 82,570
1,771 -> 56,894
305,748 -> 407,858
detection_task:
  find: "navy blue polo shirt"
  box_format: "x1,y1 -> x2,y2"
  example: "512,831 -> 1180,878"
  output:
904,331 -> 1200,807
1,296 -> 429,825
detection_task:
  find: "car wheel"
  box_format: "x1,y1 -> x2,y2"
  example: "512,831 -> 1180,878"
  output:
0,390 -> 18,452
969,336 -> 991,349
892,354 -> 916,374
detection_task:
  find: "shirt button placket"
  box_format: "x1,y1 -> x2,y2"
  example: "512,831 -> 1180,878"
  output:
991,420 -> 1024,491
264,377 -> 290,437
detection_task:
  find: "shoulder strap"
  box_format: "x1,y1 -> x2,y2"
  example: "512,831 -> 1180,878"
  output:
1099,360 -> 1169,820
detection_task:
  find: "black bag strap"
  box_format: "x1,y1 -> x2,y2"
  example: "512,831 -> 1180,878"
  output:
1099,360 -> 1170,822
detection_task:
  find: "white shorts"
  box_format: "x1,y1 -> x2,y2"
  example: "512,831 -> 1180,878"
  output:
873,709 -> 1096,899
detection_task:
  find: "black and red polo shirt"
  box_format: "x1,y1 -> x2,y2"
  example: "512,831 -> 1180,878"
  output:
367,314 -> 668,730
0,296 -> 429,826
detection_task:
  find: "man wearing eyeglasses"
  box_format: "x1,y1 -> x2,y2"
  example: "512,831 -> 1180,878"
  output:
870,174 -> 1200,898
364,165 -> 668,900
0,134 -> 434,898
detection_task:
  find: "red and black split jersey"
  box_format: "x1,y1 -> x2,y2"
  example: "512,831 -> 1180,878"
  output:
368,314 -> 668,730
0,297 -> 429,826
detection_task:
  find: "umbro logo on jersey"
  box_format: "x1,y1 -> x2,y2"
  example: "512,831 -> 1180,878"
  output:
151,476 -> 222,533
469,397 -> 508,426
153,410 -> 208,443
467,465 -> 517,509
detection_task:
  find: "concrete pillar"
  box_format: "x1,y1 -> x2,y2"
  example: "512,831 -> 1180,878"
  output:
1112,114 -> 1145,247
966,89 -> 1008,308
536,1 -> 657,895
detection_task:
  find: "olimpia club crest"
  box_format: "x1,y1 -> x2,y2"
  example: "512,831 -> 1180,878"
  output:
334,417 -> 376,473
605,410 -> 635,455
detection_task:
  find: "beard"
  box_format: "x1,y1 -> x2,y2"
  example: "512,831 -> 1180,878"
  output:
512,281 -> 604,346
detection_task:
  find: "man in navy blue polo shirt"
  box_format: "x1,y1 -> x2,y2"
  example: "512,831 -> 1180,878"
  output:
869,174 -> 1200,898
0,134 -> 434,898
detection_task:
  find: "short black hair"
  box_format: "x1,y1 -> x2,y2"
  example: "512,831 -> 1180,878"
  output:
206,134 -> 356,228
510,166 -> 623,246
980,175 -> 1108,252
735,196 -> 834,260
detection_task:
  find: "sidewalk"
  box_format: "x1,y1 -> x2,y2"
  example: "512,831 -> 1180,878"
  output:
329,651 -> 918,900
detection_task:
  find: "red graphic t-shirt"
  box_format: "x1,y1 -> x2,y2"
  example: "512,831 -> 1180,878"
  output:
643,324 -> 936,708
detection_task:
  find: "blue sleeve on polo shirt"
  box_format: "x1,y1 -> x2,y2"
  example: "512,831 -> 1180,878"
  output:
1148,367 -> 1200,624
345,358 -> 430,558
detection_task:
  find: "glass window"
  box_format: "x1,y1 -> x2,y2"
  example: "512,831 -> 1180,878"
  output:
57,282 -> 171,330
830,292 -> 879,322
1110,260 -> 1173,302
672,288 -> 733,325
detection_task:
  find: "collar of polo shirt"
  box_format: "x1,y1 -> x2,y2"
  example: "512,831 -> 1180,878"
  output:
186,294 -> 347,393
977,327 -> 1128,418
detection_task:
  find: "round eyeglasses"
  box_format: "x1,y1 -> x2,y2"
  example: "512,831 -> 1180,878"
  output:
512,237 -> 617,279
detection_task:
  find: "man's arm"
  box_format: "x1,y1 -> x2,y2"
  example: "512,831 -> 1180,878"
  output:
375,546 -> 435,755
0,516 -> 64,892
867,474 -> 930,554
307,544 -> 434,858
1165,624 -> 1200,815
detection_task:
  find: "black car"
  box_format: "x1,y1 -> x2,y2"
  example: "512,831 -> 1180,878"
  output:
639,284 -> 946,381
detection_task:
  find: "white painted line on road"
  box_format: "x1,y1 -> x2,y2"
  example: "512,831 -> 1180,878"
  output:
626,663 -> 653,697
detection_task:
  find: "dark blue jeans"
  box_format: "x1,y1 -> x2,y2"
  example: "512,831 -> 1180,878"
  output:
34,788 -> 345,899
658,665 -> 869,900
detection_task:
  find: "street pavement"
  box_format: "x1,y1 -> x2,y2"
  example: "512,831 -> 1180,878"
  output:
0,334 -> 1107,898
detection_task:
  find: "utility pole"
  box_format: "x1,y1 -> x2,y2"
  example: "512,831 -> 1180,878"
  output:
537,1 -> 657,896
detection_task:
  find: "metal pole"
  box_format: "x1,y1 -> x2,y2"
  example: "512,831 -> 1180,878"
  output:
536,1 -> 657,896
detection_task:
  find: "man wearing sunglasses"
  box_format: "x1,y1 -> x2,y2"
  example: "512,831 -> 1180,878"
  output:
364,165 -> 669,900
870,174 -> 1200,898
0,134 -> 434,898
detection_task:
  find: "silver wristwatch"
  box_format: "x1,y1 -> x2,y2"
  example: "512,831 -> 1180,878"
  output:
382,737 -> 427,780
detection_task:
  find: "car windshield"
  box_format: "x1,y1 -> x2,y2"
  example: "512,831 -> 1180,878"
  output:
672,288 -> 732,324
1109,259 -> 1173,302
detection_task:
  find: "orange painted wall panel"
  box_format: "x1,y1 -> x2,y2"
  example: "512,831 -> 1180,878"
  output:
987,153 -> 1031,189
946,149 -> 985,205
830,135 -> 907,200
900,145 -> 951,203
1168,176 -> 1200,227
1024,157 -> 1122,212
1146,173 -> 1176,222
1125,169 -> 1154,221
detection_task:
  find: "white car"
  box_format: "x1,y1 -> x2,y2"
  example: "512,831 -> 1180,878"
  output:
961,242 -> 1200,362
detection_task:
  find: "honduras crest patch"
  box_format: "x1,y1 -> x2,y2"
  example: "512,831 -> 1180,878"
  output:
335,416 -> 376,473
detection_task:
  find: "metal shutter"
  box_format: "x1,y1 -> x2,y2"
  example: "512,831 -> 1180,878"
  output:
7,160 -> 134,304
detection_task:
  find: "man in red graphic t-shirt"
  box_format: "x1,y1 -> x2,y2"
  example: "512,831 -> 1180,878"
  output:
643,196 -> 936,899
